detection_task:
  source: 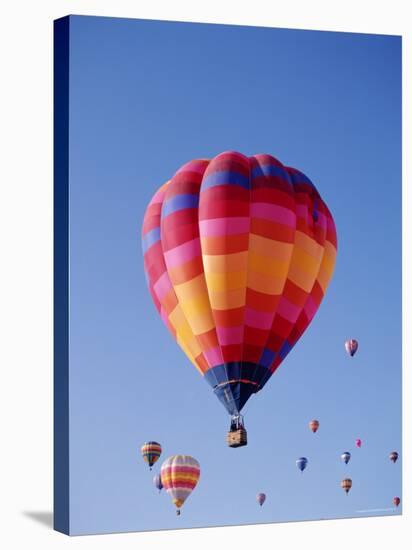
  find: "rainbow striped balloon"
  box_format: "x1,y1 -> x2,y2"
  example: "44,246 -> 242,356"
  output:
160,455 -> 200,514
142,151 -> 337,417
141,441 -> 162,470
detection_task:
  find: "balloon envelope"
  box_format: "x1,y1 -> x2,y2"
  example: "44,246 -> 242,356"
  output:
341,478 -> 352,494
393,497 -> 401,507
296,457 -> 308,472
142,151 -> 337,417
257,493 -> 266,506
389,451 -> 399,463
160,455 -> 200,514
345,339 -> 358,357
141,441 -> 162,469
153,474 -> 163,492
309,419 -> 319,433
355,439 -> 362,448
341,451 -> 351,464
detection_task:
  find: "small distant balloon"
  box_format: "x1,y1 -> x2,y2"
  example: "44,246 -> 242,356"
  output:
257,493 -> 266,507
341,451 -> 351,465
389,451 -> 399,463
153,474 -> 163,492
393,497 -> 401,507
345,339 -> 358,357
296,457 -> 308,472
141,441 -> 162,470
341,478 -> 352,494
309,420 -> 319,433
355,439 -> 362,448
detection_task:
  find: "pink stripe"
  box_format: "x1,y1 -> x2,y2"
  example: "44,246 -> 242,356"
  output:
277,297 -> 301,323
160,307 -> 169,325
153,271 -> 172,300
304,295 -> 318,321
251,203 -> 295,227
296,204 -> 308,218
245,307 -> 274,329
316,210 -> 327,230
161,466 -> 200,475
199,217 -> 249,236
216,326 -> 244,346
164,482 -> 197,490
164,238 -> 201,268
176,159 -> 209,175
203,346 -> 223,366
150,189 -> 167,205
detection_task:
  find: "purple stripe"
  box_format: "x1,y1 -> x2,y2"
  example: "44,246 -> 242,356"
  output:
250,202 -> 295,227
199,217 -> 249,236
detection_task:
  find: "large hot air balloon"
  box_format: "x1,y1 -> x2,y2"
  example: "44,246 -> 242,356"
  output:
296,457 -> 308,472
341,451 -> 351,465
389,451 -> 399,463
355,439 -> 362,448
341,478 -> 352,494
141,441 -> 162,470
309,419 -> 319,433
153,474 -> 163,493
345,339 -> 358,357
393,496 -> 401,507
142,151 -> 337,446
160,455 -> 200,515
256,493 -> 266,506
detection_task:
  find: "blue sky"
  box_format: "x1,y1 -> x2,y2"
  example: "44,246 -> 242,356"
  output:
66,15 -> 401,535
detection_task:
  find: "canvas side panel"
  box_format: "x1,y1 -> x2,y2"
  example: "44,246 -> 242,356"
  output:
53,15 -> 70,536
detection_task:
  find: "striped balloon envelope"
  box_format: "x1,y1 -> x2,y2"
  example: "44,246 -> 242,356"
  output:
309,419 -> 320,433
142,151 -> 337,427
141,441 -> 162,470
345,338 -> 358,357
256,492 -> 266,506
160,455 -> 200,515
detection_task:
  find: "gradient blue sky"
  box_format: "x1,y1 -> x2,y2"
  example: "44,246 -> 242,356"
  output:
65,15 -> 401,535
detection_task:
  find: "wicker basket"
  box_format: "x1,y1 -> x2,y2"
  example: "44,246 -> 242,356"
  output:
226,428 -> 248,448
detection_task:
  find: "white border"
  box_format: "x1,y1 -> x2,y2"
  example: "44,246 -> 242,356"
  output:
0,1 -> 410,548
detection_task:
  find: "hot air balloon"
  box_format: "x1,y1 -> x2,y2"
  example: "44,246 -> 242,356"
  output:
355,439 -> 362,448
296,457 -> 308,472
142,151 -> 337,447
341,478 -> 352,494
160,455 -> 200,515
256,493 -> 266,506
309,419 -> 319,433
141,441 -> 162,470
341,451 -> 351,465
153,474 -> 163,493
345,339 -> 358,357
389,451 -> 399,463
393,496 -> 400,507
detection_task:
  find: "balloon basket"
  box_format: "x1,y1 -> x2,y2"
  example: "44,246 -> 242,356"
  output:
226,427 -> 247,448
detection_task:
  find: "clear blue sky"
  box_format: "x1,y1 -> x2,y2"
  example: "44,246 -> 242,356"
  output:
66,15 -> 401,535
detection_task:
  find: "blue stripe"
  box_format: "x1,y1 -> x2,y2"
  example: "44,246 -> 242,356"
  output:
279,340 -> 293,360
142,227 -> 160,254
251,164 -> 289,180
202,170 -> 250,190
289,172 -> 315,187
260,348 -> 276,368
161,194 -> 199,217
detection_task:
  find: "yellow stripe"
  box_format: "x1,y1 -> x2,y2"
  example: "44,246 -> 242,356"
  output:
208,288 -> 246,310
247,271 -> 286,295
203,252 -> 248,273
248,251 -> 290,278
294,231 -> 324,261
204,271 -> 247,292
249,234 -> 293,260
